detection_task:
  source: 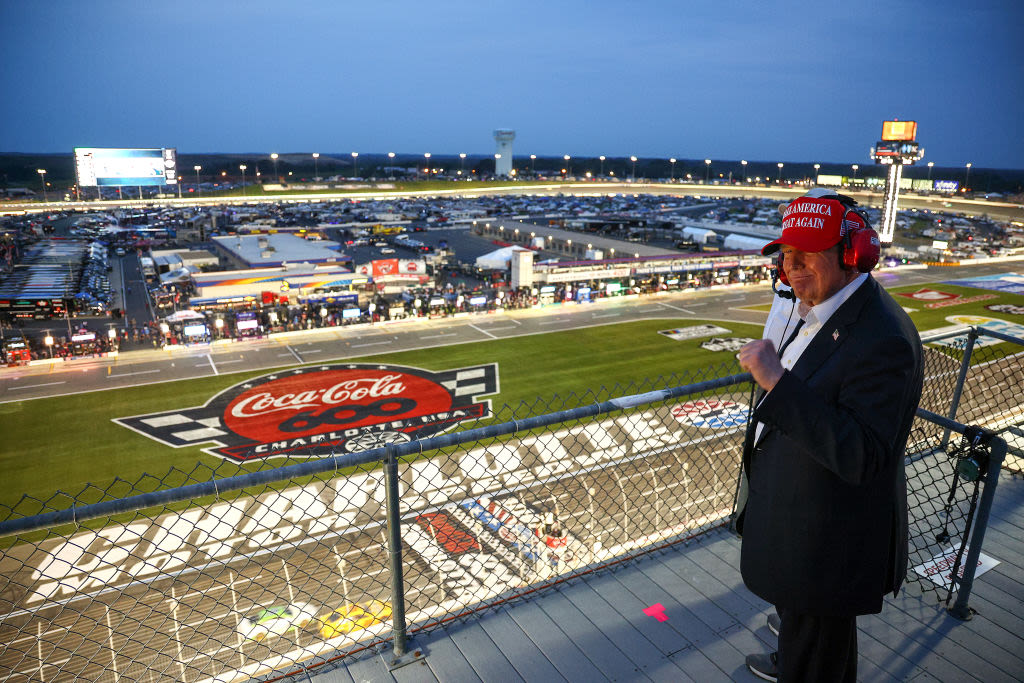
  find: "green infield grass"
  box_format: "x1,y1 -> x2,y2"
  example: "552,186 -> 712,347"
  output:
0,318 -> 760,509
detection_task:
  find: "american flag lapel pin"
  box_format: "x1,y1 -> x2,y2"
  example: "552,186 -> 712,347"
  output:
832,329 -> 840,341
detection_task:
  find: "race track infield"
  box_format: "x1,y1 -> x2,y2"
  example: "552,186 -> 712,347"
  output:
1,318 -> 763,508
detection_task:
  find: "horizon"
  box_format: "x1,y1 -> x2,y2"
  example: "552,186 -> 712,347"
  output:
3,150 -> 1021,174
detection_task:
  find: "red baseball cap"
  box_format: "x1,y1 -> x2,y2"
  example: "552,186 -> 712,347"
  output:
761,192 -> 867,255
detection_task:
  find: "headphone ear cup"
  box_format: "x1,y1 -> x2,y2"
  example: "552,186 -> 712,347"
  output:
777,253 -> 790,285
844,227 -> 881,272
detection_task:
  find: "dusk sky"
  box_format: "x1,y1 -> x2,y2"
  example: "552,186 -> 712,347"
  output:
2,1 -> 1021,168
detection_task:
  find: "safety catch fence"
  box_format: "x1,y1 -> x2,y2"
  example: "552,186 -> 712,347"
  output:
0,327 -> 1019,682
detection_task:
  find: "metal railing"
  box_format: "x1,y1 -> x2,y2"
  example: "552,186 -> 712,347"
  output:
0,327 -> 1020,681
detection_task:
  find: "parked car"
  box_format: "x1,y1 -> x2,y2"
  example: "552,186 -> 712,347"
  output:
318,600 -> 392,640
237,603 -> 314,642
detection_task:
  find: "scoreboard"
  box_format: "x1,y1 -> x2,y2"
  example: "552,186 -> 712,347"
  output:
75,148 -> 177,187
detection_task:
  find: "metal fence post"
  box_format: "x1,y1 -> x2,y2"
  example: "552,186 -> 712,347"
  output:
383,443 -> 412,664
948,434 -> 1007,620
942,327 -> 978,450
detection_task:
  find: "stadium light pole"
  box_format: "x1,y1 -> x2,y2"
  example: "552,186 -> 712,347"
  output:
459,153 -> 467,175
239,164 -> 247,196
630,156 -> 637,181
964,162 -> 972,191
927,161 -> 934,185
599,155 -> 605,177
312,152 -> 319,180
813,163 -> 820,185
387,152 -> 395,179
851,164 -> 858,182
423,152 -> 431,176
177,176 -> 182,198
669,158 -> 676,181
529,154 -> 536,175
740,159 -> 748,184
564,155 -> 571,178
704,159 -> 711,184
194,165 -> 202,197
37,169 -> 47,202
351,152 -> 358,179
270,153 -> 279,181
777,162 -> 784,183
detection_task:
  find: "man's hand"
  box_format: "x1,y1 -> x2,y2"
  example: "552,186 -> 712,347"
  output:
738,339 -> 785,392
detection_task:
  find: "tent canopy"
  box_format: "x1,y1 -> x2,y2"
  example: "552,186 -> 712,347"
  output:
475,245 -> 530,270
159,267 -> 193,284
164,309 -> 206,323
723,233 -> 773,251
681,226 -> 717,243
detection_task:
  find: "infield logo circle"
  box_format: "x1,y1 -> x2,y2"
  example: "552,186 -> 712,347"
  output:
671,399 -> 748,429
223,369 -> 453,443
114,362 -> 499,462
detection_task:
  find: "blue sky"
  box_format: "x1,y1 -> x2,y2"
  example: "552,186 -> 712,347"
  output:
1,1 -> 1021,168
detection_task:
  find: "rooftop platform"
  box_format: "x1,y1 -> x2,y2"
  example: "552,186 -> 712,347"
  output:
301,471 -> 1024,682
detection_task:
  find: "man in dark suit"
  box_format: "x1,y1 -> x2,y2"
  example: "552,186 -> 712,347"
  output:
736,189 -> 924,681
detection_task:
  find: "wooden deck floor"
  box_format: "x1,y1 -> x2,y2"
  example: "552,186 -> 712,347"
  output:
297,471 -> 1024,682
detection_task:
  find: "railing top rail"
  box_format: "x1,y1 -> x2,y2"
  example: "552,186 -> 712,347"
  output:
919,326 -> 973,344
976,326 -> 1024,346
918,325 -> 1024,347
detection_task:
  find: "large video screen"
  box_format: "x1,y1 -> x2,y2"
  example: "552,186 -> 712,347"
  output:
75,148 -> 177,187
874,141 -> 920,158
881,120 -> 917,141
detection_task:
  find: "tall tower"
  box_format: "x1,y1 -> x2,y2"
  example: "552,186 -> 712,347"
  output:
870,120 -> 924,244
493,129 -> 515,177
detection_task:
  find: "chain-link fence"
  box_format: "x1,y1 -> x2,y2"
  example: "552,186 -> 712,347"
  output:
0,327 -> 1019,681
920,326 -> 1024,476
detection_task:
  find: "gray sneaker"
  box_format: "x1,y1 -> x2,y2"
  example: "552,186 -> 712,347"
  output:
767,612 -> 781,637
745,652 -> 779,682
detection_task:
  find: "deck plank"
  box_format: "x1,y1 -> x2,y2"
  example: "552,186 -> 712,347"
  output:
555,577 -> 694,680
416,627 -> 483,683
582,568 -> 693,656
486,602 -> 581,682
534,588 -> 655,682
442,619 -> 522,682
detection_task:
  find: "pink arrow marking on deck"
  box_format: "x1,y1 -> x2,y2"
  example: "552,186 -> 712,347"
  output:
643,604 -> 669,622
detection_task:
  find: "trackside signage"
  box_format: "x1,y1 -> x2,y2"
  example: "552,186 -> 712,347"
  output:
113,363 -> 499,462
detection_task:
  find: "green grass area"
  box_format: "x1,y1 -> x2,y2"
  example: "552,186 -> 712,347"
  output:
0,318 -> 760,509
744,278 -> 1021,334
887,280 -> 1016,333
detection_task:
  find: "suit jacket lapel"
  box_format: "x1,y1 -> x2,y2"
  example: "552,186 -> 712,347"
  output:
789,276 -> 874,382
746,277 -> 874,454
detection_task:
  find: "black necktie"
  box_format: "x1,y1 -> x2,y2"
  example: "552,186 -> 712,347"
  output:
777,318 -> 805,358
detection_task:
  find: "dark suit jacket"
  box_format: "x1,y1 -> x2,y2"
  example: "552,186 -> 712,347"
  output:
737,276 -> 923,616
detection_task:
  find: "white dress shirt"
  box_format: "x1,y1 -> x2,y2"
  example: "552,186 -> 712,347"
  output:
753,273 -> 869,444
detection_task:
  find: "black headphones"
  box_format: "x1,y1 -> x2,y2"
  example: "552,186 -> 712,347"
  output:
775,196 -> 880,294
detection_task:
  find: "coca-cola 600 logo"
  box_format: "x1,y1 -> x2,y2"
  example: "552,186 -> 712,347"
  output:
114,363 -> 499,461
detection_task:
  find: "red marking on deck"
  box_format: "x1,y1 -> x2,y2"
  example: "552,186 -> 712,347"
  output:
643,603 -> 668,622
